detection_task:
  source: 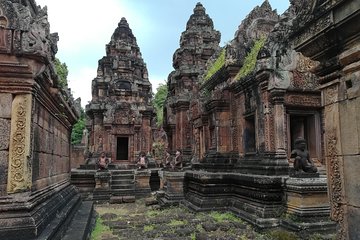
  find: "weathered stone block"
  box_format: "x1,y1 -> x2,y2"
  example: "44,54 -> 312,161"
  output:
0,94 -> 12,118
95,171 -> 111,189
0,119 -> 10,150
339,97 -> 360,155
109,196 -> 123,204
135,170 -> 151,189
347,205 -> 360,240
343,155 -> 360,207
0,151 -> 9,185
122,195 -> 135,203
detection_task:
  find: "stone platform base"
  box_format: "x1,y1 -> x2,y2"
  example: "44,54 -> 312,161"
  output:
0,181 -> 81,240
184,170 -> 284,229
62,201 -> 95,240
282,177 -> 337,237
157,171 -> 185,207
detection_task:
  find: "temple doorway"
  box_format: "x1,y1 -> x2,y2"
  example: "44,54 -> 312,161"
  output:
287,111 -> 321,162
116,137 -> 129,160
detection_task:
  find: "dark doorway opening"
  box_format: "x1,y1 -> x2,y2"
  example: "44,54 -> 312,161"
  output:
150,171 -> 160,191
288,112 -> 321,162
244,115 -> 256,153
116,137 -> 129,160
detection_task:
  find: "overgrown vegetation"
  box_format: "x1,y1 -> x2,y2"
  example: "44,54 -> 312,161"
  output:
204,48 -> 226,81
143,224 -> 155,232
92,202 -> 333,240
71,108 -> 85,144
267,229 -> 299,240
235,37 -> 266,81
209,211 -> 243,223
90,217 -> 111,240
153,83 -> 168,126
54,57 -> 68,88
168,219 -> 187,227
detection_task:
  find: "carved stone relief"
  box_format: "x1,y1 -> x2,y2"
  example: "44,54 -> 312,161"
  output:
7,94 -> 32,194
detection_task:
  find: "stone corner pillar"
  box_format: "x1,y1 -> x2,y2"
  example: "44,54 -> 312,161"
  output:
7,94 -> 33,194
157,170 -> 186,206
282,177 -> 337,236
135,169 -> 151,196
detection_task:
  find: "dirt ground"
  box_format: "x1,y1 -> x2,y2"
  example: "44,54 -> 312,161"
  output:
89,198 -> 330,240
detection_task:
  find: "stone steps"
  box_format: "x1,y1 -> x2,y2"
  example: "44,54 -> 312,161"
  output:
110,170 -> 136,200
111,179 -> 134,184
111,184 -> 135,190
111,174 -> 134,180
62,201 -> 95,240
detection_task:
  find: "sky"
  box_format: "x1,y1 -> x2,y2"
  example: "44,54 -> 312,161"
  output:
35,0 -> 290,107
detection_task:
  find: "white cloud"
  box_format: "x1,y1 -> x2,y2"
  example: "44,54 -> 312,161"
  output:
67,67 -> 96,107
35,0 -> 156,106
149,74 -> 167,93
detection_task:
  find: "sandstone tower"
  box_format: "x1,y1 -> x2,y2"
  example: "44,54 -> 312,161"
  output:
86,18 -> 155,165
163,3 -> 221,162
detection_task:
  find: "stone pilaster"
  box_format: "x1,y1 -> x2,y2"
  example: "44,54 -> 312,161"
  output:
7,94 -> 33,194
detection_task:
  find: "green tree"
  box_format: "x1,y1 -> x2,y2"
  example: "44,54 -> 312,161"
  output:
153,83 -> 168,126
71,109 -> 86,145
54,57 -> 69,88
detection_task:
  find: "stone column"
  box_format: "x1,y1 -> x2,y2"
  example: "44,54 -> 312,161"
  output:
7,94 -> 33,194
93,112 -> 103,152
271,89 -> 286,155
175,102 -> 190,150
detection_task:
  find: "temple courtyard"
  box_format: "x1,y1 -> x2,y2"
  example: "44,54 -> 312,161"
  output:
0,0 -> 359,239
89,199 -> 334,240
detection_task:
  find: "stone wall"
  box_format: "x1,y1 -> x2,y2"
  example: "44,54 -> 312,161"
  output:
32,103 -> 71,190
71,144 -> 86,169
0,94 -> 11,196
0,1 -> 81,239
291,0 -> 360,238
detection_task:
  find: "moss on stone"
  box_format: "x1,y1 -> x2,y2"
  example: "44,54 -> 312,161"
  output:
204,48 -> 226,81
235,37 -> 266,81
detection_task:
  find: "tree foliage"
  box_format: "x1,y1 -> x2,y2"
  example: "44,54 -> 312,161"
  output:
71,109 -> 86,145
54,57 -> 69,88
153,83 -> 168,126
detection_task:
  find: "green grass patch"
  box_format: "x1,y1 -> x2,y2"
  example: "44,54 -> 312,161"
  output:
143,224 -> 155,232
204,48 -> 226,81
168,219 -> 187,227
90,217 -> 111,240
235,37 -> 266,81
210,211 -> 242,223
146,209 -> 160,217
267,229 -> 299,240
196,223 -> 204,232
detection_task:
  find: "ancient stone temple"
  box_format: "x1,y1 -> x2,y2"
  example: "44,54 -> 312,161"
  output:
163,2 -> 220,162
291,0 -> 360,238
160,1 -> 336,236
0,1 -> 82,239
86,17 -> 155,166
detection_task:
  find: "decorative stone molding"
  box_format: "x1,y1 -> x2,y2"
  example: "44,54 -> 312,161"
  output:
326,127 -> 345,239
7,94 -> 32,194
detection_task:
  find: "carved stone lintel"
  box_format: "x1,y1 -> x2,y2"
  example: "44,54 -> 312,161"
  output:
7,94 -> 32,194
